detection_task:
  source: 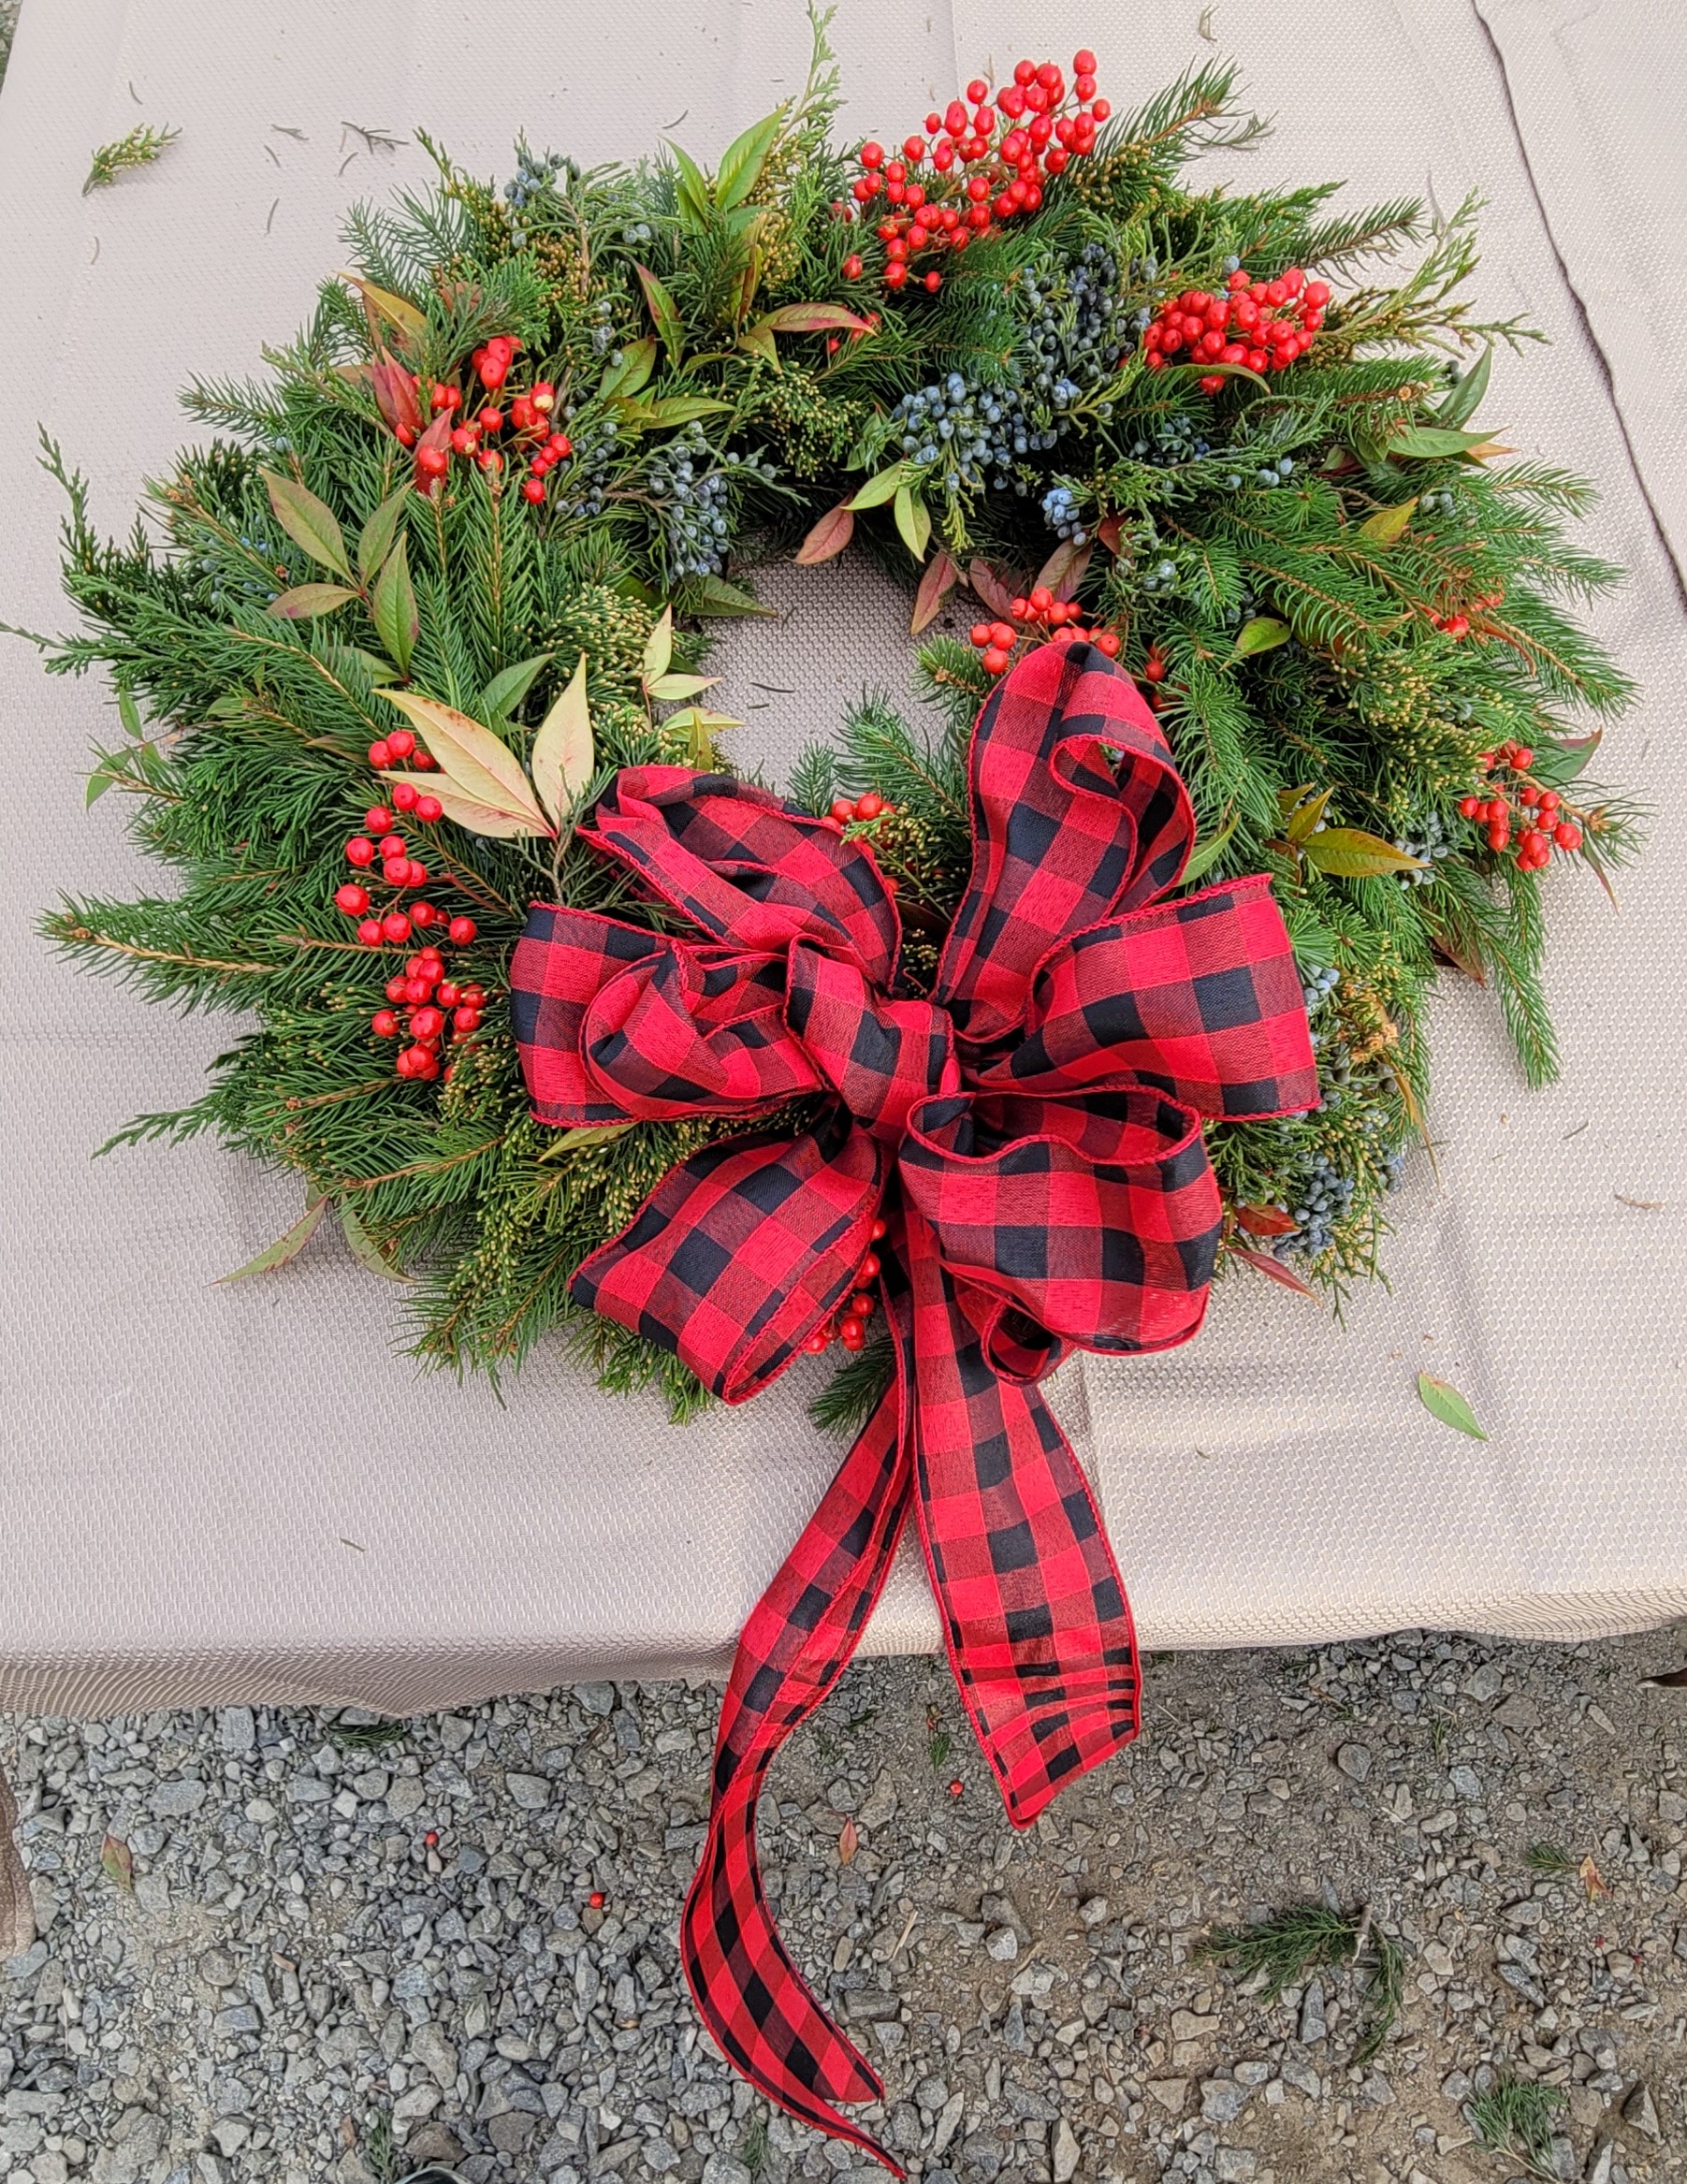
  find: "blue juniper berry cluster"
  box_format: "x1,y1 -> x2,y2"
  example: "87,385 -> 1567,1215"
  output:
639,423 -> 780,580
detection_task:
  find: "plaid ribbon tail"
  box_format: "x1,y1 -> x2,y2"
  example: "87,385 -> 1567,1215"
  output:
902,1208 -> 1142,1825
679,1316 -> 916,2177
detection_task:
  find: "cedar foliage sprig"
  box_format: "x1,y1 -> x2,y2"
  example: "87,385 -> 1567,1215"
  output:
29,17 -> 1636,1402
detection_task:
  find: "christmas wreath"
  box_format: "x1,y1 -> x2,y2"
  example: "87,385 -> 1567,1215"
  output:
29,22 -> 1640,2164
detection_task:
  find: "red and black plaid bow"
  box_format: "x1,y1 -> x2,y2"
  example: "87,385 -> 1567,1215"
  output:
511,641 -> 1317,2171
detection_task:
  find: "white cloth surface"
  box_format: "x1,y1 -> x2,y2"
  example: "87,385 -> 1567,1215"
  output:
0,0 -> 1683,1736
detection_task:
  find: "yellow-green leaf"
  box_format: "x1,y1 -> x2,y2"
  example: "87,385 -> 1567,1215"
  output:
1286,788 -> 1334,845
637,395 -> 734,429
681,574 -> 774,618
893,483 -> 931,561
848,466 -> 907,511
1434,342 -> 1491,429
1235,615 -> 1292,657
341,1201 -> 411,1283
635,262 -> 684,367
642,605 -> 675,687
1302,826 -> 1424,877
371,532 -> 417,675
356,484 -> 411,585
1181,808 -> 1239,883
337,271 -> 429,353
649,671 -> 719,701
480,652 -> 553,721
216,1197 -> 327,1283
377,690 -> 554,835
663,706 -> 740,765
268,583 -> 356,620
756,302 -> 874,335
1388,422 -> 1501,459
547,1121 -> 636,1152
666,140 -> 712,229
737,324 -> 780,368
602,337 -> 658,400
795,502 -> 854,564
100,1833 -> 135,1893
1358,498 -> 1418,546
259,469 -> 352,580
378,769 -> 553,839
1417,1373 -> 1487,1441
530,652 -> 594,827
715,108 -> 785,211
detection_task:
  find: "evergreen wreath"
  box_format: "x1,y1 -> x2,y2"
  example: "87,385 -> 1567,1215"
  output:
32,22 -> 1638,1420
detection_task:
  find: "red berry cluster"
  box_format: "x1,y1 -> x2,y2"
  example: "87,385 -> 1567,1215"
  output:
1458,742 -> 1583,872
395,336 -> 573,505
802,1221 -> 887,1353
373,942 -> 488,1082
843,52 -> 1110,293
967,586 -> 1123,676
825,792 -> 901,892
1143,266 -> 1331,391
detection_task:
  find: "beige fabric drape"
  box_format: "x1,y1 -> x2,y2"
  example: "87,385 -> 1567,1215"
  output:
0,0 -> 1682,1830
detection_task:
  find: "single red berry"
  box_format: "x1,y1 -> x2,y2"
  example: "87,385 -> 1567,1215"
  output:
409,1006 -> 444,1040
854,792 -> 884,820
367,739 -> 392,769
1486,823 -> 1509,852
399,1042 -> 432,1076
849,1292 -> 875,1318
802,1329 -> 831,1353
385,975 -> 410,1003
436,982 -> 461,1009
447,915 -> 477,945
948,1778 -> 964,1798
394,1048 -> 418,1079
1513,746 -> 1535,769
371,1008 -> 400,1038
402,976 -> 430,1005
1095,631 -> 1121,659
839,1319 -> 866,1351
860,140 -> 884,167
1459,795 -> 1481,819
415,794 -> 444,823
411,901 -> 439,928
357,918 -> 385,949
870,1217 -> 887,1242
391,781 -> 419,813
830,796 -> 855,823
363,806 -> 393,836
345,835 -> 376,867
859,1251 -> 881,1279
1143,654 -> 1167,683
969,622 -> 994,648
588,1890 -> 606,1910
1554,822 -> 1582,851
403,862 -> 428,888
335,882 -> 371,916
843,253 -> 864,280
379,834 -> 407,861
982,646 -> 1010,674
381,910 -> 412,943
386,730 -> 415,760
452,1006 -> 482,1035
522,478 -> 546,504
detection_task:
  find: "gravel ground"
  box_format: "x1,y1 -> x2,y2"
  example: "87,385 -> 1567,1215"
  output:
4,1625 -> 1686,2184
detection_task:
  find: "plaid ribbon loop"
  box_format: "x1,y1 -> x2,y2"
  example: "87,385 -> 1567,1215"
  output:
512,642 -> 1318,2171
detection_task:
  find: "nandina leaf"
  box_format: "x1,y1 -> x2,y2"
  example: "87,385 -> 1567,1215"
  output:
356,485 -> 410,585
795,502 -> 854,564
663,706 -> 741,765
1358,499 -> 1418,546
730,241 -> 766,328
1388,422 -> 1501,459
371,533 -> 417,676
758,301 -> 875,334
260,469 -> 352,580
1232,1245 -> 1321,1300
715,108 -> 785,211
377,690 -> 554,835
410,408 -> 453,499
601,338 -> 658,400
341,1201 -> 411,1283
1530,728 -> 1603,788
1417,1373 -> 1488,1440
632,396 -> 733,430
1180,808 -> 1238,883
1286,788 -> 1334,845
1434,343 -> 1492,429
911,550 -> 959,633
216,1196 -> 327,1282
893,484 -> 931,561
1096,514 -> 1125,555
268,583 -> 356,620
1578,1854 -> 1609,1900
480,652 -> 554,721
1302,826 -> 1424,877
967,560 -> 1018,618
649,672 -> 719,701
642,606 -> 675,687
836,1816 -> 859,1866
1236,1203 -> 1298,1237
368,357 -> 423,439
666,140 -> 712,229
737,324 -> 780,368
848,465 -> 907,511
337,271 -> 429,353
682,574 -> 774,618
1035,537 -> 1091,600
548,1122 -> 636,1152
634,262 -> 684,367
378,770 -> 550,839
100,1833 -> 135,1893
531,653 -> 594,827
1235,615 -> 1292,656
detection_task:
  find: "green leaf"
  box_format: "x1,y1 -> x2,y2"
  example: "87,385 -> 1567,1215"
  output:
848,465 -> 908,511
1302,826 -> 1425,877
371,532 -> 417,676
268,582 -> 356,620
730,241 -> 765,327
662,706 -> 741,764
216,1197 -> 327,1282
649,671 -> 719,701
1235,615 -> 1291,656
637,395 -> 733,428
736,324 -> 780,368
85,758 -> 119,807
666,140 -> 713,229
356,485 -> 411,585
634,262 -> 684,367
259,469 -> 352,580
1358,498 -> 1418,546
549,1122 -> 637,1151
601,338 -> 658,400
756,302 -> 874,334
1286,788 -> 1334,845
117,687 -> 144,738
681,573 -> 775,618
341,1201 -> 412,1283
1529,729 -> 1603,788
100,1832 -> 135,1893
715,108 -> 785,211
530,652 -> 593,827
642,605 -> 674,687
1387,422 -> 1501,459
893,484 -> 931,561
348,648 -> 401,686
1181,808 -> 1239,883
1418,1373 -> 1488,1440
480,652 -> 553,721
337,271 -> 429,354
1434,343 -> 1492,429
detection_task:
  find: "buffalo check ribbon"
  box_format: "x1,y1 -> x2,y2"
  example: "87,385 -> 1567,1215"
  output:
511,640 -> 1317,2171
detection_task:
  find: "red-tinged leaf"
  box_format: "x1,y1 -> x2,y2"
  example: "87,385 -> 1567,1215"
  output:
259,470 -> 352,581
1417,1374 -> 1487,1441
1232,1245 -> 1321,1300
268,583 -> 356,619
337,271 -> 429,355
100,1833 -> 134,1893
837,1817 -> 859,1866
758,301 -> 875,334
795,502 -> 854,564
216,1197 -> 327,1282
967,560 -> 1018,618
1097,514 -> 1124,554
1578,1855 -> 1609,1900
911,549 -> 959,633
1035,538 -> 1092,601
411,408 -> 452,498
1236,1203 -> 1298,1237
1431,928 -> 1488,985
369,357 -> 422,440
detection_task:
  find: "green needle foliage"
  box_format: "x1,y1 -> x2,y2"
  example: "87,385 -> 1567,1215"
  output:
28,15 -> 1636,1401
1468,2073 -> 1568,2177
1200,1900 -> 1404,2062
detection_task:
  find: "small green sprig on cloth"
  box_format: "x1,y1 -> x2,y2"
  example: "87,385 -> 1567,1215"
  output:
84,122 -> 180,195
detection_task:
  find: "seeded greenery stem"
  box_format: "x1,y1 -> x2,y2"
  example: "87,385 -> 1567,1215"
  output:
83,122 -> 180,195
29,15 -> 1634,1396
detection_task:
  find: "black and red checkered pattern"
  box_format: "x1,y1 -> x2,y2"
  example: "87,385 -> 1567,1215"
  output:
512,641 -> 1318,2173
